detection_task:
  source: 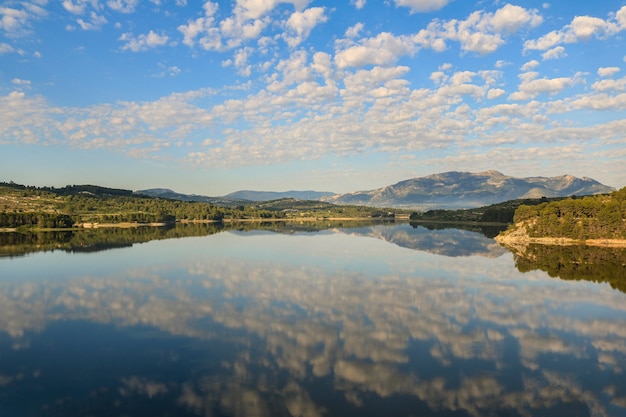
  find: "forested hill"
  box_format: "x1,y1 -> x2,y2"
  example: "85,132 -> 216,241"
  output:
0,181 -> 406,229
497,187 -> 626,242
1,181 -> 136,197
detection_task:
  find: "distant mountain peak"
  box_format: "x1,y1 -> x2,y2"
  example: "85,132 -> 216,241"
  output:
321,171 -> 614,210
224,190 -> 336,202
137,188 -> 175,195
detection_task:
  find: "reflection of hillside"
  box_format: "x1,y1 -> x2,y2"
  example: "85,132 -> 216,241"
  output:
509,244 -> 626,293
415,221 -> 508,238
1,236 -> 626,416
341,224 -> 508,258
0,221 -> 395,257
0,224 -> 225,257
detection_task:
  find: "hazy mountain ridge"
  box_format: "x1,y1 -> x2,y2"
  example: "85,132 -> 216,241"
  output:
224,190 -> 336,201
321,170 -> 614,209
135,188 -> 247,206
338,224 -> 508,258
137,188 -> 336,204
137,171 -> 613,209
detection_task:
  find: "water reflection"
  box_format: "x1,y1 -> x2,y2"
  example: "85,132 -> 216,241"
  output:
342,223 -> 508,257
506,243 -> 626,293
0,227 -> 625,416
0,221 -> 507,259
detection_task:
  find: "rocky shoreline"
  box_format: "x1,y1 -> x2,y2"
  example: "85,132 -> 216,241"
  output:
495,223 -> 626,248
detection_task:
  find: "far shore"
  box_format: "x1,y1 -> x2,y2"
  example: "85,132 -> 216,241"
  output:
0,217 -> 401,232
407,219 -> 508,227
495,235 -> 626,248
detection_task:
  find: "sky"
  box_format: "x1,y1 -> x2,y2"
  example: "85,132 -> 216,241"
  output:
1,0 -> 626,195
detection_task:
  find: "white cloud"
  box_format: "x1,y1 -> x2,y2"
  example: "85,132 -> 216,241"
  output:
430,70 -> 446,84
413,4 -> 542,55
591,76 -> 626,92
0,91 -> 56,145
490,4 -> 543,34
11,78 -> 31,86
597,67 -> 620,77
0,3 -> 46,36
541,45 -> 566,60
232,47 -> 254,76
62,0 -> 89,15
509,72 -> 582,101
178,1 -> 274,51
487,88 -> 505,99
394,0 -> 451,14
335,32 -> 415,68
283,7 -> 328,47
107,0 -> 139,13
351,0 -> 366,10
558,93 -> 626,111
76,12 -> 108,30
218,15 -> 267,49
153,64 -> 181,78
520,59 -> 539,71
0,42 -> 15,53
345,22 -> 364,39
61,0 -> 103,15
524,5 -> 626,52
234,0 -> 312,20
120,30 -> 169,52
264,49 -> 314,93
177,2 -> 221,48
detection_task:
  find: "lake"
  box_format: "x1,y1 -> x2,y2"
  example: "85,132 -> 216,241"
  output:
1,223 -> 625,417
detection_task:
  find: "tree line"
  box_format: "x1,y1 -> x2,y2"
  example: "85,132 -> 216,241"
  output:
1,182 -> 404,228
512,243 -> 626,293
0,212 -> 74,229
511,188 -> 626,240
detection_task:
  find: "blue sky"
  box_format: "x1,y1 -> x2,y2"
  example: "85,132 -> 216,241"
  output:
1,0 -> 625,195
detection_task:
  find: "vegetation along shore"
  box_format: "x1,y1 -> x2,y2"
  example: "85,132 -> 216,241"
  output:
495,187 -> 626,247
3,181 -> 625,248
0,181 -> 407,230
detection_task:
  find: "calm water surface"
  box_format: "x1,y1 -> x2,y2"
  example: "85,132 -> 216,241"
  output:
1,224 -> 625,417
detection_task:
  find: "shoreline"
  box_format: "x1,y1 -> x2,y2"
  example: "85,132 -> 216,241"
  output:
0,217 -> 399,232
495,235 -> 626,248
407,219 -> 508,227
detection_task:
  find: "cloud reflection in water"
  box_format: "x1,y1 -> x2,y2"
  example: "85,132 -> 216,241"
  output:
0,227 -> 625,416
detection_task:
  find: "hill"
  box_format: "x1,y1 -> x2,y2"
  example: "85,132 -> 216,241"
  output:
136,188 -> 246,206
136,188 -> 336,205
0,182 -> 405,229
496,187 -> 626,246
321,170 -> 614,209
408,196 -> 568,224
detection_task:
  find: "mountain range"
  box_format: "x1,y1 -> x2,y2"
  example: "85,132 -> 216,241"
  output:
320,170 -> 614,209
137,170 -> 615,210
224,190 -> 335,201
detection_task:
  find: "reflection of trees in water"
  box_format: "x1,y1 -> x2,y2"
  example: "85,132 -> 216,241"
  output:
0,221 -> 394,258
2,221 -> 509,259
0,224 -> 223,257
511,244 -> 626,293
362,223 -> 509,258
411,221 -> 508,239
